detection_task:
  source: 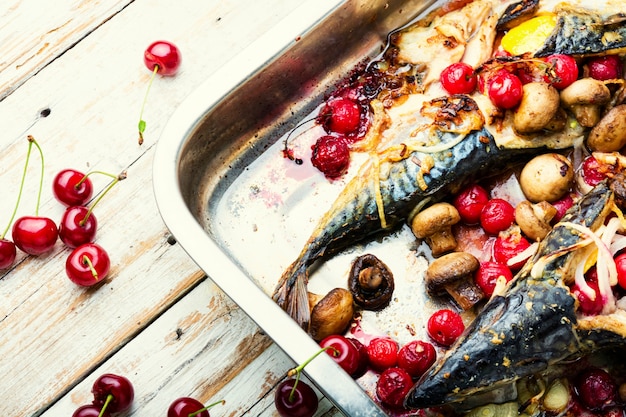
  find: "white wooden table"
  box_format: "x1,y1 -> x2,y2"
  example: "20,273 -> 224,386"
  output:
0,1 -> 344,416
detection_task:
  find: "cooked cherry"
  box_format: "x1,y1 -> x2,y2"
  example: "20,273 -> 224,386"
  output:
551,194 -> 574,223
587,55 -> 623,81
572,280 -> 603,316
397,340 -> 436,378
427,309 -> 464,347
487,71 -> 523,109
376,367 -> 413,409
581,155 -> 609,186
346,337 -> 369,377
453,183 -> 489,224
318,97 -> 362,135
480,198 -> 515,235
493,232 -> 531,270
310,135 -> 350,179
544,54 -> 579,89
366,337 -> 399,371
575,367 -> 618,411
440,62 -> 477,95
474,261 -> 513,298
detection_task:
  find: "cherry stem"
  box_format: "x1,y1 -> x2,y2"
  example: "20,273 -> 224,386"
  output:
188,399 -> 226,417
1,136 -> 38,239
138,65 -> 159,145
82,254 -> 99,281
286,346 -> 337,403
97,394 -> 113,417
74,170 -> 119,189
79,171 -> 127,226
281,116 -> 317,164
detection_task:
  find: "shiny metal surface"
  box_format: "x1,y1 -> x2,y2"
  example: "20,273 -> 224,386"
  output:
153,0 -> 439,414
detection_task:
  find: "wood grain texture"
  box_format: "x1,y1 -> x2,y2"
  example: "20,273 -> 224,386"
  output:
0,0 -> 347,416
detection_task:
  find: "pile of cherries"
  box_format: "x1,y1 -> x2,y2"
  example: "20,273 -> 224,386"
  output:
72,373 -> 223,417
275,323 -> 469,415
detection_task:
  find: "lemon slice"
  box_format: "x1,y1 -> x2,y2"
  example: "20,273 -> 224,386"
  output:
501,14 -> 557,55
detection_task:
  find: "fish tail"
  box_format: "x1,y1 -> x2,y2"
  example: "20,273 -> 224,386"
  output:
273,260 -> 311,331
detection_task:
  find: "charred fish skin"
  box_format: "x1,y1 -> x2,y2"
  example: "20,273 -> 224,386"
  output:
405,182 -> 614,410
273,125 -> 544,330
496,0 -> 539,30
535,8 -> 626,57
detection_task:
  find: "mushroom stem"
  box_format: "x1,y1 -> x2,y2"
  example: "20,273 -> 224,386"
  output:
425,252 -> 483,310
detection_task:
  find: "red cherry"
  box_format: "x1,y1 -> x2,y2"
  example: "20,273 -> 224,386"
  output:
480,198 -> 515,235
427,309 -> 464,347
318,97 -> 362,135
487,71 -> 523,109
310,135 -> 350,179
66,243 -> 110,287
12,216 -> 58,255
319,334 -> 360,377
59,206 -> 97,248
376,367 -> 413,409
92,373 -> 134,414
72,404 -> 111,417
453,183 -> 489,224
52,169 -> 93,207
493,232 -> 531,270
346,337 -> 369,378
474,261 -> 513,298
551,194 -> 574,223
587,55 -> 623,81
366,337 -> 399,371
274,378 -> 318,417
397,340 -> 436,378
572,280 -> 603,316
139,41 -> 182,144
616,252 -> 626,290
167,397 -> 210,417
0,239 -> 17,269
144,40 -> 182,76
544,54 -> 579,89
575,368 -> 618,411
440,62 -> 477,95
581,155 -> 609,186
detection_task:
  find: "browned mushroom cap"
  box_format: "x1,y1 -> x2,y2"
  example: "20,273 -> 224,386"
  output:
515,200 -> 557,241
348,253 -> 394,310
410,203 -> 461,257
425,252 -> 483,310
308,288 -> 354,341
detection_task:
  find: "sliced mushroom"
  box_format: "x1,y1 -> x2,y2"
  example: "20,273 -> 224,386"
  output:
519,153 -> 574,203
560,78 -> 611,127
348,254 -> 394,310
410,202 -> 461,256
513,82 -> 561,134
515,200 -> 557,241
425,251 -> 483,310
587,104 -> 626,152
308,288 -> 354,341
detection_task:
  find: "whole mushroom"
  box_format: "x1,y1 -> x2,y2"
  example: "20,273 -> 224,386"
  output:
308,288 -> 354,341
515,200 -> 557,241
587,104 -> 626,152
425,251 -> 483,310
410,202 -> 461,256
348,253 -> 394,311
513,82 -> 561,134
519,153 -> 574,203
560,78 -> 611,127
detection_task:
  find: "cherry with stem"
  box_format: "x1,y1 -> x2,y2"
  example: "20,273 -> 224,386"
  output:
167,397 -> 225,417
66,243 -> 111,287
11,135 -> 59,256
91,373 -> 134,415
59,171 -> 126,248
138,40 -> 181,145
275,346 -> 337,417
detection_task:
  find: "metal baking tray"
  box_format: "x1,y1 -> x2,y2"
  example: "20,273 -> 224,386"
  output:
153,0 -> 443,414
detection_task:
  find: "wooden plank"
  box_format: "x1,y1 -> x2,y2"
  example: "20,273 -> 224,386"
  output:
0,0 -> 321,415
